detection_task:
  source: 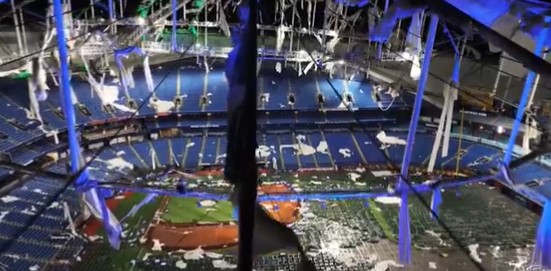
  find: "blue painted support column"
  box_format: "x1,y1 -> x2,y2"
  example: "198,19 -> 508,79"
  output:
451,53 -> 460,84
503,20 -> 549,170
55,0 -> 122,250
53,0 -> 85,182
108,0 -> 114,21
171,0 -> 178,51
396,14 -> 439,265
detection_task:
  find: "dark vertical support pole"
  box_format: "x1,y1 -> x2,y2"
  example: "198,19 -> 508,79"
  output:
237,0 -> 258,270
53,0 -> 84,180
396,14 -> 438,265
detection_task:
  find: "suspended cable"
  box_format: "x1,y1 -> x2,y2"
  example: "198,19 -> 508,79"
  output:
359,7 -> 551,134
327,5 -> 551,115
0,2 -> 138,69
0,40 -> 197,256
292,18 -> 488,271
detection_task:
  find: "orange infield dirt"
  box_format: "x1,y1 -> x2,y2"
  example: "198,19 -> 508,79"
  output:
82,192 -> 132,236
148,185 -> 300,250
258,184 -> 289,194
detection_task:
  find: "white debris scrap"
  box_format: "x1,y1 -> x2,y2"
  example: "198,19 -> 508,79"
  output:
205,251 -> 223,259
507,255 -> 529,269
1,195 -> 19,203
339,148 -> 352,158
468,244 -> 482,263
87,235 -> 102,241
256,145 -> 272,158
348,172 -> 361,182
429,262 -> 437,269
33,189 -> 47,195
199,200 -> 217,208
48,202 -> 60,209
489,246 -> 502,258
29,265 -> 40,271
425,230 -> 451,247
151,239 -> 164,251
176,260 -> 187,269
184,247 -> 205,260
142,253 -> 152,261
100,157 -> 134,171
0,211 -> 9,222
371,170 -> 394,177
374,260 -> 403,271
375,196 -> 401,205
212,259 -> 237,269
316,141 -> 329,154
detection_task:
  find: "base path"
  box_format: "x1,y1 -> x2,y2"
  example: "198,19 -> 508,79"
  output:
148,184 -> 301,250
149,223 -> 238,250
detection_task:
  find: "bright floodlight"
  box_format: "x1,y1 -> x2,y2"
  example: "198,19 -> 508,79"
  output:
136,17 -> 146,26
497,126 -> 505,134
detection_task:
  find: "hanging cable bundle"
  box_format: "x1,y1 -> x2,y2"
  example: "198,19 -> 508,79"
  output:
26,78 -> 43,123
276,25 -> 285,52
30,57 -> 49,102
81,53 -> 109,105
405,12 -> 423,80
143,56 -> 155,93
369,0 -> 426,43
124,66 -> 136,89
114,46 -> 155,99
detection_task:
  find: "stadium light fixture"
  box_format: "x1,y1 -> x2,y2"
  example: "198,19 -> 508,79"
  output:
136,17 -> 146,26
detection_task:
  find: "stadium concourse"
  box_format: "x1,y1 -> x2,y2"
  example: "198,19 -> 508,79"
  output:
0,63 -> 545,271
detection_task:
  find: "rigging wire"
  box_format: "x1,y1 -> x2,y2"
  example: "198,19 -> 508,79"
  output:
293,18 -> 490,271
0,1 -> 544,266
0,41 -> 197,256
0,1 -> 143,69
354,7 -> 551,133
326,5 -> 551,116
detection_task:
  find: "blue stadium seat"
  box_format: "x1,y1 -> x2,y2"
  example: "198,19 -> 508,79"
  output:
308,132 -> 333,167
184,136 -> 202,169
152,139 -> 171,166
201,136 -> 219,165
0,256 -> 42,271
323,131 -> 362,166
261,78 -> 290,110
279,133 -> 299,170
295,133 -> 316,169
8,147 -> 40,165
512,163 -> 551,184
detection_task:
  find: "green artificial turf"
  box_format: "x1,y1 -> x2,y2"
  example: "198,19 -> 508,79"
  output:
76,193 -> 162,271
94,193 -> 161,237
368,199 -> 396,241
161,197 -> 233,224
